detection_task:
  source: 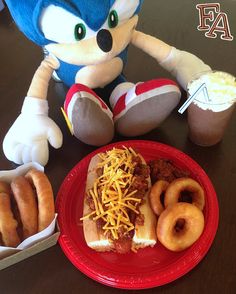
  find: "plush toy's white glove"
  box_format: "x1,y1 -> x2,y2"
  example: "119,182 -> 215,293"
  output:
3,97 -> 63,166
160,47 -> 212,90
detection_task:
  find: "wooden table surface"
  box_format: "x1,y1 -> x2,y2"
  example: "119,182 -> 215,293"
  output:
0,1 -> 235,293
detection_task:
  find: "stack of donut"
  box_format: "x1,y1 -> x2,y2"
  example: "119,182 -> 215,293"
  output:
0,169 -> 55,248
149,177 -> 205,252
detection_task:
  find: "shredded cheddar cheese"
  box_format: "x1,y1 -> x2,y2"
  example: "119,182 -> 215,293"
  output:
82,147 -> 143,240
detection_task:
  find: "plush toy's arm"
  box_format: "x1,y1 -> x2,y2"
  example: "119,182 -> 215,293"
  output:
159,47 -> 211,90
131,30 -> 211,90
27,55 -> 59,99
3,55 -> 63,166
131,30 -> 172,63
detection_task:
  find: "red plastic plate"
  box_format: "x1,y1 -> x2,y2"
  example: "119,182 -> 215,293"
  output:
56,140 -> 219,289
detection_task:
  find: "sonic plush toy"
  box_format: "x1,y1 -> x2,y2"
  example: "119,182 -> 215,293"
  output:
3,0 -> 211,166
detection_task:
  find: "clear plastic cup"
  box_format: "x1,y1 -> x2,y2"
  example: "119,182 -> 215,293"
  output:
187,71 -> 236,146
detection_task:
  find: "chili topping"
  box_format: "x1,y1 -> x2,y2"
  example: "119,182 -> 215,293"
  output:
82,147 -> 150,246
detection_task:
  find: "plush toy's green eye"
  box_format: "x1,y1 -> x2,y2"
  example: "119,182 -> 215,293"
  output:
74,23 -> 86,41
108,10 -> 119,28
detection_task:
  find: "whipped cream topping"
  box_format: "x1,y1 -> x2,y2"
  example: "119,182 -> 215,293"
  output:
188,71 -> 236,112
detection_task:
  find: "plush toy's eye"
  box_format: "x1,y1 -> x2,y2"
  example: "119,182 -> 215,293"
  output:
103,0 -> 139,29
108,10 -> 119,28
40,5 -> 96,43
74,23 -> 86,41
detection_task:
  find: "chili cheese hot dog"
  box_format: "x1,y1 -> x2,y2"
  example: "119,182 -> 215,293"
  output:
81,147 -> 157,254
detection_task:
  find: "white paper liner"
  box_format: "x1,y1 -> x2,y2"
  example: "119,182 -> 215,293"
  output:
0,162 -> 57,259
0,162 -> 43,183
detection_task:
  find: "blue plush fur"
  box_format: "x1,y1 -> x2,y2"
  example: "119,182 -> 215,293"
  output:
5,0 -> 144,46
5,0 -> 144,88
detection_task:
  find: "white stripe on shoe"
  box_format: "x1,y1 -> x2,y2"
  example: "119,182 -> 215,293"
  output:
113,84 -> 181,122
109,82 -> 135,109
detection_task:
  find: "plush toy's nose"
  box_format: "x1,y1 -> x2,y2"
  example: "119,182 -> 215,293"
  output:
96,29 -> 113,53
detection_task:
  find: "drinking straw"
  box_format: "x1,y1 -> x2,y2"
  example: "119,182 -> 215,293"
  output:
178,83 -> 207,114
203,86 -> 210,102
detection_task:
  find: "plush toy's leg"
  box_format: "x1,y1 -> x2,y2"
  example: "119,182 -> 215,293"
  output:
110,79 -> 181,136
64,84 -> 114,145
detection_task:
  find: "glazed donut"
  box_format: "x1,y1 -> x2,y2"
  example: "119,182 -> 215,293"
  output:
157,202 -> 204,251
164,177 -> 205,211
149,180 -> 169,216
0,181 -> 21,247
25,169 -> 55,232
11,176 -> 38,239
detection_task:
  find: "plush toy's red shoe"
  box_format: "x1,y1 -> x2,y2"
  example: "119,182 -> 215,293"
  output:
63,84 -> 114,146
110,79 -> 181,136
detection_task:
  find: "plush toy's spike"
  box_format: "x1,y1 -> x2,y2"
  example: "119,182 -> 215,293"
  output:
5,0 -> 45,45
5,0 -> 79,45
72,0 -> 115,31
135,0 -> 144,14
68,0 -> 144,30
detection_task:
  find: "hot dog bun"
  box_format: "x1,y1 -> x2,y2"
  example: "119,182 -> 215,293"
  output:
83,154 -> 113,251
82,147 -> 157,253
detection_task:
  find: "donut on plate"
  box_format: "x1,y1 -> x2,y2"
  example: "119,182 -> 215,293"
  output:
157,202 -> 204,252
164,177 -> 205,211
149,180 -> 169,216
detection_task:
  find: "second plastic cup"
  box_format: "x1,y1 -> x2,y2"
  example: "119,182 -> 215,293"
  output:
187,71 -> 236,146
